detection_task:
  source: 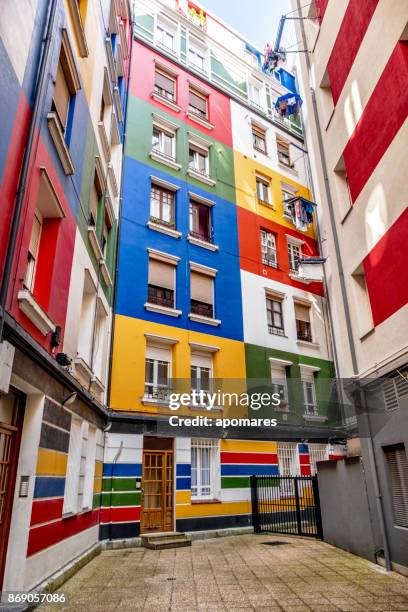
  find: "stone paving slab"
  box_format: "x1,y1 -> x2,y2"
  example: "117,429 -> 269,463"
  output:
37,534 -> 408,612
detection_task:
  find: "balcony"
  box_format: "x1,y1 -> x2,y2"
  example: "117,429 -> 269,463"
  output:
187,164 -> 216,187
145,285 -> 181,317
268,325 -> 285,336
150,147 -> 182,171
262,256 -> 277,268
189,300 -> 220,327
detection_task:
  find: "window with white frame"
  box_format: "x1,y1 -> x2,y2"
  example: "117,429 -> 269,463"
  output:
191,438 -> 220,500
189,144 -> 209,176
188,37 -> 207,72
301,368 -> 318,415
156,14 -> 177,52
266,295 -> 284,336
191,352 -> 212,404
260,229 -> 277,267
308,443 -> 327,476
256,175 -> 271,204
282,185 -> 296,217
252,123 -> 267,154
154,67 -> 176,102
288,240 -> 301,272
271,363 -> 289,411
248,78 -> 263,109
144,342 -> 171,400
277,135 -> 292,167
63,418 -> 97,515
277,442 -> 299,476
152,126 -> 175,161
147,257 -> 176,309
189,86 -> 208,119
150,183 -> 175,226
295,302 -> 312,342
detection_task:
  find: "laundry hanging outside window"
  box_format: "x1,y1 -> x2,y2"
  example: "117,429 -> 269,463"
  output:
275,92 -> 303,119
285,196 -> 315,232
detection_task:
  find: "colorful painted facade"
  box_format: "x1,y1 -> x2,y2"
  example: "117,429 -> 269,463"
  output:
105,0 -> 344,540
0,0 -> 131,591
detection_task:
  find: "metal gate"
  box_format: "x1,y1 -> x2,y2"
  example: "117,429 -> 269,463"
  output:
251,475 -> 323,538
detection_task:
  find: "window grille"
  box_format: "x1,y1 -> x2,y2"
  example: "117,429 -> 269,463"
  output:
191,438 -> 220,500
309,443 -> 327,476
382,374 -> 408,411
384,444 -> 408,528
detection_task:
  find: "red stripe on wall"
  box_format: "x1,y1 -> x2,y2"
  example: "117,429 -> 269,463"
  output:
344,42 -> 408,203
27,509 -> 99,556
99,506 -> 141,524
327,0 -> 379,104
299,455 -> 310,466
363,207 -> 408,326
328,455 -> 344,461
30,498 -> 64,526
300,465 -> 311,476
220,452 -> 278,465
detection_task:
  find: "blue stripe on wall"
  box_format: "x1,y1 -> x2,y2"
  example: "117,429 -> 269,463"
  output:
103,463 -> 142,477
176,477 -> 191,490
34,476 -> 65,498
221,464 -> 279,476
298,443 -> 309,454
176,463 -> 191,477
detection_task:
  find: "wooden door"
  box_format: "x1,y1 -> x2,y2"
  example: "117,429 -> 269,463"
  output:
0,389 -> 24,588
141,450 -> 173,533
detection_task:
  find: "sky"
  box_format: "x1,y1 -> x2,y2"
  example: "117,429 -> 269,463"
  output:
199,0 -> 298,58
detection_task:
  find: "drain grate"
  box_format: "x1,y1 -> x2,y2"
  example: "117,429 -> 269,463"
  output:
262,541 -> 290,546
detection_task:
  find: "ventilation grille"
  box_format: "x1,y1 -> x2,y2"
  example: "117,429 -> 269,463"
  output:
382,374 -> 408,411
384,444 -> 408,528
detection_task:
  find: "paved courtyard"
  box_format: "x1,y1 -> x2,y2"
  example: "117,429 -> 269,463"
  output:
39,534 -> 408,611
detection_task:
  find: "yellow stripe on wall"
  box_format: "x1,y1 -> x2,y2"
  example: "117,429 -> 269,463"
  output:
176,490 -> 191,505
221,439 -> 277,453
36,448 -> 67,476
94,460 -> 103,479
176,500 -> 251,518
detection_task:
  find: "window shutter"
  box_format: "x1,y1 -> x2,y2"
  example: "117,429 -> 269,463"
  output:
63,417 -> 82,514
382,375 -> 408,411
384,444 -> 408,528
82,426 -> 97,510
191,271 -> 213,304
295,303 -> 310,322
148,259 -> 175,290
155,70 -> 174,94
29,213 -> 42,258
54,63 -> 70,129
189,90 -> 207,113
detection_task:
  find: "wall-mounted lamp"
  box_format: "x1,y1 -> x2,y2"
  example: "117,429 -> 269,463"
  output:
62,391 -> 77,407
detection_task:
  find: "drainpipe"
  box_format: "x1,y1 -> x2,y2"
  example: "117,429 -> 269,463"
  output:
0,0 -> 60,342
295,0 -> 391,571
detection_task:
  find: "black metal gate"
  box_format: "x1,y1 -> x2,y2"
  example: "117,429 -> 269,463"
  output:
251,475 -> 323,538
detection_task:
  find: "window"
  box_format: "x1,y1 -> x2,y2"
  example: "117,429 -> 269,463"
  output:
288,241 -> 301,272
382,374 -> 408,412
188,39 -> 206,72
191,352 -> 213,404
189,145 -> 209,176
89,175 -> 101,227
156,15 -> 177,52
189,87 -> 208,119
144,343 -> 171,400
249,79 -> 262,108
154,68 -> 176,101
384,444 -> 408,528
152,127 -> 175,161
295,302 -> 312,342
150,184 -> 175,226
191,439 -> 220,500
256,175 -> 270,205
282,187 -> 295,218
101,210 -> 112,259
53,62 -> 71,135
303,379 -> 317,415
309,443 -> 327,476
277,135 -> 292,167
252,124 -> 267,154
271,364 -> 289,411
267,297 -> 284,335
147,259 -> 175,309
260,230 -> 277,267
190,270 -> 214,319
351,264 -> 374,339
77,270 -> 97,366
63,418 -> 97,514
278,442 -> 299,476
190,200 -> 211,242
24,212 -> 42,292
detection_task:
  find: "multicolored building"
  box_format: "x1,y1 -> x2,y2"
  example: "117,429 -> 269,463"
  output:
0,0 -> 131,592
105,0 -> 344,541
293,0 -> 408,572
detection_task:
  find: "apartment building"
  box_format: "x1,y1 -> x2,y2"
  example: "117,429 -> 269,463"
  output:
105,0 -> 344,541
293,0 -> 408,571
0,0 -> 130,590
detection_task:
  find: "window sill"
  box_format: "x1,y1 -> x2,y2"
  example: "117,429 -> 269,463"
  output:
151,91 -> 182,113
190,404 -> 223,412
359,326 -> 375,342
88,226 -> 103,260
98,121 -> 111,161
191,499 -> 220,505
257,199 -> 274,209
67,0 -> 89,57
296,340 -> 320,349
303,414 -> 328,423
186,111 -> 214,131
187,168 -> 216,187
142,396 -> 170,407
187,234 -> 219,251
73,356 -> 93,382
147,220 -> 182,239
150,150 -> 182,171
268,331 -> 288,338
145,302 -> 182,317
188,313 -> 221,327
278,162 -> 298,175
289,273 -> 313,285
17,290 -> 56,336
107,162 -> 119,197
47,113 -> 74,175
100,259 -> 113,287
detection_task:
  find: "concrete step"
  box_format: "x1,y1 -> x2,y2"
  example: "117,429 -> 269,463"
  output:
141,532 -> 191,549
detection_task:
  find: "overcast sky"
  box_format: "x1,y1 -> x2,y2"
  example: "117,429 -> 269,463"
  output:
200,0 -> 298,56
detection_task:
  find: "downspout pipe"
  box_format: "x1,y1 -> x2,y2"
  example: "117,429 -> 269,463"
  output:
0,0 -> 60,342
295,0 -> 391,571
